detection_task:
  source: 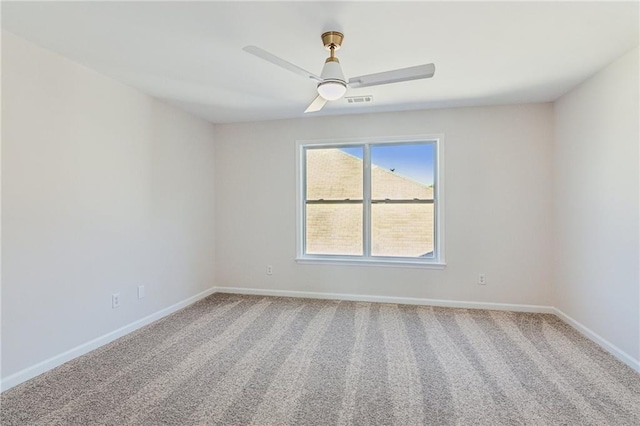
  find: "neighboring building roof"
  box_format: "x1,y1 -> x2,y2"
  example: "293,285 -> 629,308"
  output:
306,149 -> 434,200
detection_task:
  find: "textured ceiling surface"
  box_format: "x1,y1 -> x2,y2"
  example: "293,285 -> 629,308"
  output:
2,1 -> 638,123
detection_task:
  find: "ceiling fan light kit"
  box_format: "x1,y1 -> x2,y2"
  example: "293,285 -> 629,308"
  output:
318,61 -> 347,100
243,30 -> 435,113
317,81 -> 347,101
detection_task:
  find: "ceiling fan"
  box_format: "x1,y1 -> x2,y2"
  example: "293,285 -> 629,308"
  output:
243,31 -> 436,113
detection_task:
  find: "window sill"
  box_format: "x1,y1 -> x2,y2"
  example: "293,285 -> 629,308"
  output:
295,256 -> 446,269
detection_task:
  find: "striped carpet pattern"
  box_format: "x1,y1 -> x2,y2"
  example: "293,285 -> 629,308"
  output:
2,293 -> 639,425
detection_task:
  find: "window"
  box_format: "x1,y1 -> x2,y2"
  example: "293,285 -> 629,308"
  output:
296,135 -> 444,267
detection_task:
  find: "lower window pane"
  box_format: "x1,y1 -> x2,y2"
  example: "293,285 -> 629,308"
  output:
306,203 -> 363,255
371,203 -> 434,257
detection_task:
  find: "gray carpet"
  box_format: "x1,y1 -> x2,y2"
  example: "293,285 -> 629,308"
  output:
2,294 -> 639,425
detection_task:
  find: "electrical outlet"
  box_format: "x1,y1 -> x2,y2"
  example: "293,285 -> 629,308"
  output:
266,265 -> 273,275
478,274 -> 487,285
112,293 -> 121,308
138,285 -> 145,299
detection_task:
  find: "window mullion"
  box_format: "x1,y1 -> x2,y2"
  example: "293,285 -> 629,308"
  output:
363,144 -> 372,257
301,146 -> 307,256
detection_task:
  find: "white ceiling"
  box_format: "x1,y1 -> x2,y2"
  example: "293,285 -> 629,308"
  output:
2,1 -> 638,124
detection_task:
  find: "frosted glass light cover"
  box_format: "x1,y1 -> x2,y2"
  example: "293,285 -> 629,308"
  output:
317,81 -> 347,100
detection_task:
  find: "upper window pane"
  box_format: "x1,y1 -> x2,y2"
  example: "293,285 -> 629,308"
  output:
370,143 -> 435,200
306,147 -> 363,200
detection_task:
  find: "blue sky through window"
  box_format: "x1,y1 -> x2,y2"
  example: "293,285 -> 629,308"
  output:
341,143 -> 435,186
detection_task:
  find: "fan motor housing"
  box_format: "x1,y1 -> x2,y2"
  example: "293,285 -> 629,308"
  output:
322,31 -> 344,51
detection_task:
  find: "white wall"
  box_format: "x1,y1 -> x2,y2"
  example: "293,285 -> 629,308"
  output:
1,32 -> 217,379
553,47 -> 639,364
214,103 -> 554,306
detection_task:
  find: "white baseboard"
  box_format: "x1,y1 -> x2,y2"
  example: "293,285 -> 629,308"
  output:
552,308 -> 640,373
213,286 -> 555,313
0,286 -> 217,392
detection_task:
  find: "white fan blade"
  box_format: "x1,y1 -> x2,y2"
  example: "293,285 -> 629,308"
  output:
348,63 -> 435,88
304,95 -> 327,113
243,46 -> 322,82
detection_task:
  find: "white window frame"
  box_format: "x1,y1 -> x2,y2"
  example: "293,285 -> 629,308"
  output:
295,134 -> 445,268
